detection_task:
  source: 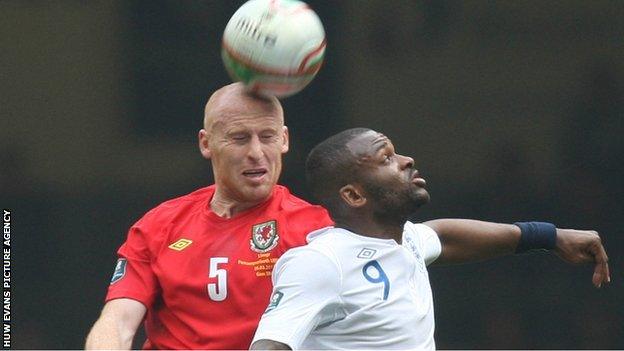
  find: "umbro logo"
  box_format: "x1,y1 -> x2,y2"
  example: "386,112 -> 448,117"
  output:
357,248 -> 377,259
168,238 -> 193,251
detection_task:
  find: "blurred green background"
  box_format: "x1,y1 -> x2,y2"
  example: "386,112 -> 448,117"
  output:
3,1 -> 622,349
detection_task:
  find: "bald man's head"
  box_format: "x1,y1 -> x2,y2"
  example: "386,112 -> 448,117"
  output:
197,82 -> 290,213
203,82 -> 283,132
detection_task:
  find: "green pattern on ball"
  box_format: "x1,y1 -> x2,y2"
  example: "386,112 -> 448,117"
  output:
281,0 -> 304,7
221,49 -> 259,84
221,47 -> 320,84
305,51 -> 325,70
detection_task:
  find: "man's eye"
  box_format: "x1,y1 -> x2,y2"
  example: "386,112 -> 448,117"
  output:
260,132 -> 277,140
384,155 -> 393,162
231,135 -> 248,141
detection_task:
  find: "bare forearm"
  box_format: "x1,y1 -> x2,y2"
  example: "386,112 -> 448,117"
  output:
85,299 -> 145,350
424,219 -> 521,265
85,316 -> 134,350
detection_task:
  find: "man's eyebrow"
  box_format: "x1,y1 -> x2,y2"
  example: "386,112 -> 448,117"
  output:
372,136 -> 389,153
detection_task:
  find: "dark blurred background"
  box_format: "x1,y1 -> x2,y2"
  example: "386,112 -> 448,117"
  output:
3,0 -> 623,349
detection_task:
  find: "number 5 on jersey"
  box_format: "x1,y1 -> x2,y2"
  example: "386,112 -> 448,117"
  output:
208,257 -> 228,301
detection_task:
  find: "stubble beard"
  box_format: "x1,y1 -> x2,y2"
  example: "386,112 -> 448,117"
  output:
364,181 -> 429,227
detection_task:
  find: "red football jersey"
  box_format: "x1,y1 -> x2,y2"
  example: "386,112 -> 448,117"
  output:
105,185 -> 333,349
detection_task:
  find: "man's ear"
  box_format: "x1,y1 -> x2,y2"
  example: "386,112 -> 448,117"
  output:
339,184 -> 367,208
281,126 -> 289,154
198,129 -> 211,159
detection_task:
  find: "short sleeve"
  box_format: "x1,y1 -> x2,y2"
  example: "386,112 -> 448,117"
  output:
252,247 -> 342,349
405,222 -> 442,266
105,224 -> 159,308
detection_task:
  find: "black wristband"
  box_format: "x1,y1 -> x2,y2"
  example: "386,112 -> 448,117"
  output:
514,222 -> 557,253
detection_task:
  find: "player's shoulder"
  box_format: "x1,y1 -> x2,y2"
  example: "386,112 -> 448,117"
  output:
403,221 -> 442,265
274,238 -> 343,291
274,185 -> 315,209
277,230 -> 342,272
279,227 -> 335,256
276,227 -> 362,286
404,221 -> 425,230
404,221 -> 438,238
307,226 -> 342,243
136,186 -> 214,226
302,227 -> 353,260
273,185 -> 333,223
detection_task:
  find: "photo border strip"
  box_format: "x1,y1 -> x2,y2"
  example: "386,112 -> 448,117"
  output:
3,209 -> 10,350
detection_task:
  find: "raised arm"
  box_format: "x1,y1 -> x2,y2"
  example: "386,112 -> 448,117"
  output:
424,219 -> 519,264
85,298 -> 146,349
424,219 -> 610,287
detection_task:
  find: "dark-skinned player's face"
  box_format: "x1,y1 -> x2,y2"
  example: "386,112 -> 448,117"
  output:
346,130 -> 430,223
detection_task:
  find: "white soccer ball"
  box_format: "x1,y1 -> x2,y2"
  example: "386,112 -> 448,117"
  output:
221,0 -> 326,98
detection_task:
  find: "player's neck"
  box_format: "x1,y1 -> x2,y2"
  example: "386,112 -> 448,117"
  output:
336,220 -> 404,244
209,192 -> 266,219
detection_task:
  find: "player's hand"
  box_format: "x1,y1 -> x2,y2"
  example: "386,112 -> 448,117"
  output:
554,228 -> 610,288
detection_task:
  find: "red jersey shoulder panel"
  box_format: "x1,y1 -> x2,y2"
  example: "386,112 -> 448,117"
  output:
129,186 -> 215,251
270,185 -> 333,251
107,186 -> 215,306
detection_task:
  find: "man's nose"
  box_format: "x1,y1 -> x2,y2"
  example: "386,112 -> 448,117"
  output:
247,135 -> 264,159
400,154 -> 414,169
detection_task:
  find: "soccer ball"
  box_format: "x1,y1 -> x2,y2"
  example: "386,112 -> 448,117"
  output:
221,0 -> 326,98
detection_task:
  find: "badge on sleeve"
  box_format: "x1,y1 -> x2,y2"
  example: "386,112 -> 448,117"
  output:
110,258 -> 127,285
264,291 -> 284,313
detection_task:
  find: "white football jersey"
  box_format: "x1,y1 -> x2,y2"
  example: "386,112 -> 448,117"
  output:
252,221 -> 442,350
